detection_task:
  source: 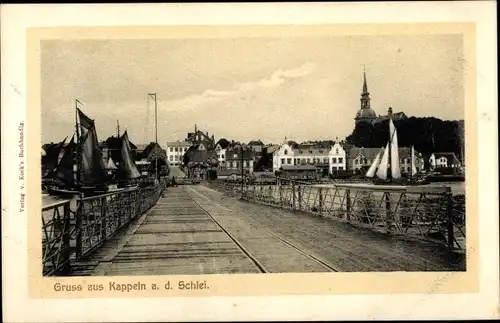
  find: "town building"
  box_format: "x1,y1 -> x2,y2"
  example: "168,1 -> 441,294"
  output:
429,152 -> 461,169
183,144 -> 218,179
347,146 -> 425,174
223,145 -> 255,175
165,140 -> 191,166
214,138 -> 230,168
136,142 -> 168,177
272,140 -> 347,175
99,135 -> 138,168
248,139 -> 265,166
185,124 -> 216,150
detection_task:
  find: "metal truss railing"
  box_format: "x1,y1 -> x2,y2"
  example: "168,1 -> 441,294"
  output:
42,181 -> 167,276
207,179 -> 466,251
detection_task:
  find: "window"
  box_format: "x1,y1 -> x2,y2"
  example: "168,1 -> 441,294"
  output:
175,147 -> 178,152
281,158 -> 285,164
332,157 -> 337,163
336,148 -> 339,154
287,158 -> 292,164
170,147 -> 173,152
284,149 -> 288,155
323,157 -> 328,163
338,157 -> 343,163
332,166 -> 337,171
364,158 -> 368,164
355,159 -> 358,164
307,158 -> 311,163
174,155 -> 179,161
221,154 -> 225,159
169,155 -> 173,161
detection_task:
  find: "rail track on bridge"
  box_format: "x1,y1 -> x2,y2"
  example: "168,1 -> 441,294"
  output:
187,188 -> 340,273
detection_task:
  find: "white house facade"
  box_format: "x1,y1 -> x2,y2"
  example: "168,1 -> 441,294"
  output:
429,152 -> 461,169
272,142 -> 347,174
165,140 -> 191,166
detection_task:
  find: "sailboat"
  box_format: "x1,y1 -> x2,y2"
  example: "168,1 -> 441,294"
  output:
46,101 -> 110,197
115,130 -> 143,188
365,107 -> 428,186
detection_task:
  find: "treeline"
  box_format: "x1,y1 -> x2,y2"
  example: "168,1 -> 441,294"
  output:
346,117 -> 465,168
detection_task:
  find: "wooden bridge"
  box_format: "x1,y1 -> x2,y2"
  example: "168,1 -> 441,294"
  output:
42,180 -> 466,276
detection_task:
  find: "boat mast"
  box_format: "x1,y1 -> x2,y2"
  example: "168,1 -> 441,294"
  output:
117,120 -> 120,137
387,107 -> 393,181
75,99 -> 81,188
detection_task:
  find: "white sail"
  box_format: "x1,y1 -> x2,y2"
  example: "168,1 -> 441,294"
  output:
376,143 -> 390,180
411,146 -> 417,176
365,150 -> 381,178
389,119 -> 401,179
106,156 -> 118,170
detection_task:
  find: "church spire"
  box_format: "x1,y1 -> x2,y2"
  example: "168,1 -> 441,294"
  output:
362,66 -> 368,94
360,68 -> 371,109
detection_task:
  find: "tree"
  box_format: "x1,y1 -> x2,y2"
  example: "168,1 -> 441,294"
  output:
346,117 -> 464,163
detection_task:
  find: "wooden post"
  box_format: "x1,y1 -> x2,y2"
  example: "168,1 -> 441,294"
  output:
447,193 -> 455,250
279,183 -> 283,206
318,187 -> 323,213
292,181 -> 296,211
346,189 -> 351,222
101,197 -> 107,240
298,185 -> 302,210
385,192 -> 391,234
75,200 -> 82,260
62,202 -> 71,274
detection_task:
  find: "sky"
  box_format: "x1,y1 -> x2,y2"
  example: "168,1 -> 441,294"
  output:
41,34 -> 464,146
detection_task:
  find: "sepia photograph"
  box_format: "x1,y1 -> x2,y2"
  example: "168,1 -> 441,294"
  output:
41,33 -> 467,277
2,2 -> 498,322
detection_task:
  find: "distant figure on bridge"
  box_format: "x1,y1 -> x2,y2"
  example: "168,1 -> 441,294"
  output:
171,176 -> 177,187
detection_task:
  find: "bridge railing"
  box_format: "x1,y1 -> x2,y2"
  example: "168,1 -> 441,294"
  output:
42,200 -> 72,276
208,179 -> 466,251
42,181 -> 167,276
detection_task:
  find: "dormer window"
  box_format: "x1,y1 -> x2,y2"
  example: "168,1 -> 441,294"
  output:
336,149 -> 339,154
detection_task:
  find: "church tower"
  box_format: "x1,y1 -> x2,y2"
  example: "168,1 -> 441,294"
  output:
355,68 -> 377,125
360,70 -> 371,109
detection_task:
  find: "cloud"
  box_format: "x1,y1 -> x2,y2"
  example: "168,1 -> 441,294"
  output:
161,62 -> 317,112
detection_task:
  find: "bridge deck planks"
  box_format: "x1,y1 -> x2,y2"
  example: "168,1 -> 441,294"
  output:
71,185 -> 464,276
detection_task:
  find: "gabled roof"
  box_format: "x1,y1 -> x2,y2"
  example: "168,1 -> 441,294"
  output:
215,138 -> 230,149
105,136 -> 137,150
372,112 -> 408,124
348,147 -> 384,160
248,139 -> 265,146
294,147 -> 330,156
266,145 -> 280,154
166,140 -> 191,147
138,142 -> 166,160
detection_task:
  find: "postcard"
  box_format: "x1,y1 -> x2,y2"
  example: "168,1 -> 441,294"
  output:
1,2 -> 498,322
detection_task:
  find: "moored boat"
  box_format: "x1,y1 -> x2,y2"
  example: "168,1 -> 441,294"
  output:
46,101 -> 111,198
365,107 -> 428,186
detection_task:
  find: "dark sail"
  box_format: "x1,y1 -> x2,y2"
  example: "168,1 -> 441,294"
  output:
117,131 -> 142,180
43,137 -> 67,178
77,108 -> 95,136
79,126 -> 109,186
52,136 -> 76,187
